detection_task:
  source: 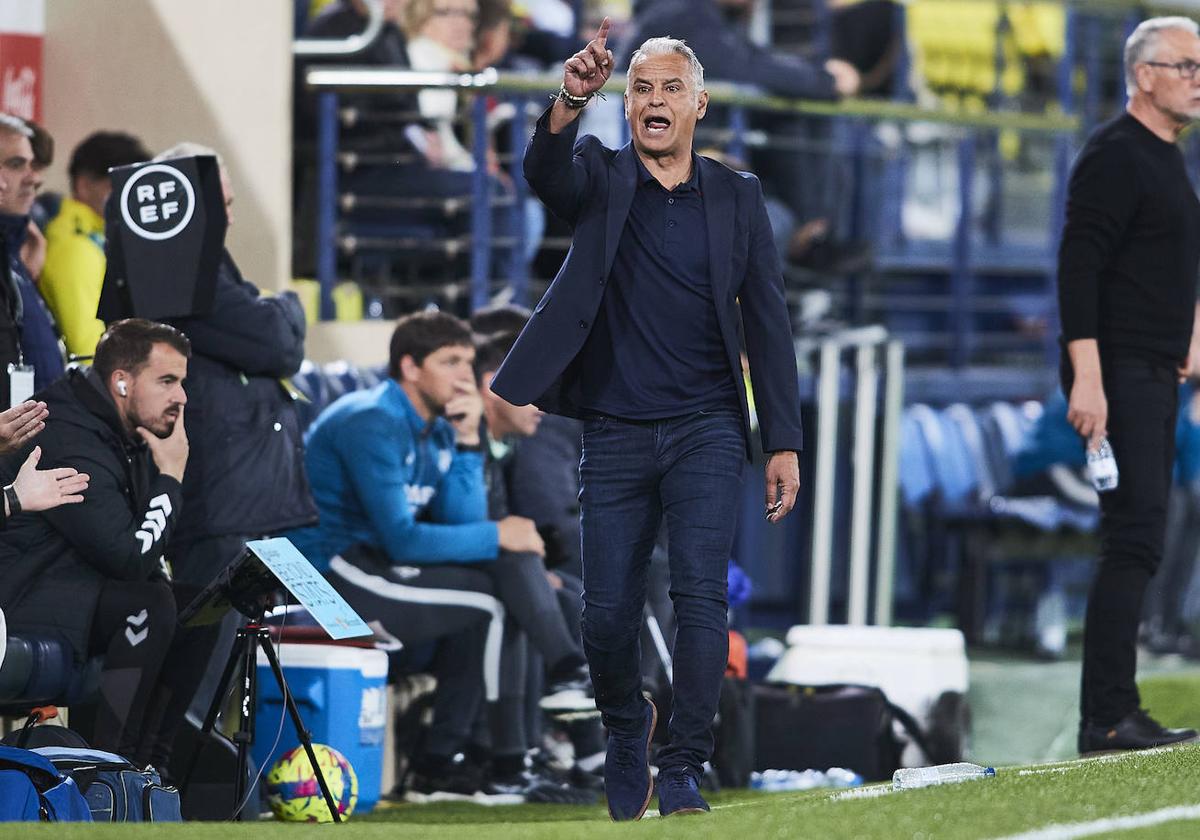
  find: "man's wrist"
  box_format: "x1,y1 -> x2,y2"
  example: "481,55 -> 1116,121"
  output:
4,483 -> 20,515
556,84 -> 592,109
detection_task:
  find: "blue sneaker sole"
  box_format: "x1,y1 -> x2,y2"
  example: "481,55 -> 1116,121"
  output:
607,697 -> 658,822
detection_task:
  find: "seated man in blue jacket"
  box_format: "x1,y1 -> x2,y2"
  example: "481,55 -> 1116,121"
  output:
288,311 -> 588,800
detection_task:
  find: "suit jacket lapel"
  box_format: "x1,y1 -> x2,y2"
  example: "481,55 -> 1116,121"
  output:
703,159 -> 734,312
603,143 -> 639,275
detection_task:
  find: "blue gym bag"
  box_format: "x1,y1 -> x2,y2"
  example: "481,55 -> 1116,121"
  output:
33,746 -> 181,822
0,744 -> 92,822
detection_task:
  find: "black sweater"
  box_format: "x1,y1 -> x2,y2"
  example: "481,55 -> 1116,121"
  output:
1057,112 -> 1200,362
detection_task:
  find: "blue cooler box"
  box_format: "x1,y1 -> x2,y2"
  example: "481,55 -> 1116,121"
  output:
253,644 -> 388,813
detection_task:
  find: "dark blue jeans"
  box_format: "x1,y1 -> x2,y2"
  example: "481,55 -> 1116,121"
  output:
579,408 -> 745,775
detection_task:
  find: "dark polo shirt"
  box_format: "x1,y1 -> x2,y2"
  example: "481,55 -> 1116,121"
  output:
577,153 -> 738,419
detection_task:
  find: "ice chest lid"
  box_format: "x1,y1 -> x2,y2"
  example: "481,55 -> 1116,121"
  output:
256,643 -> 388,679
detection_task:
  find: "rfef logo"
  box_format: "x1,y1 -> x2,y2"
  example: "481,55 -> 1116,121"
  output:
119,163 -> 196,241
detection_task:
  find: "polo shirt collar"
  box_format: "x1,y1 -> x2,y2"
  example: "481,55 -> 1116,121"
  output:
633,151 -> 702,193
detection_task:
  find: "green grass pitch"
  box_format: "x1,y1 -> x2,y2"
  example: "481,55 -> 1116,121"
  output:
5,674 -> 1199,838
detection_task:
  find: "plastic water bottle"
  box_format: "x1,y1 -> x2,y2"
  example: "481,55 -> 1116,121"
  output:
1086,437 -> 1119,492
892,763 -> 995,790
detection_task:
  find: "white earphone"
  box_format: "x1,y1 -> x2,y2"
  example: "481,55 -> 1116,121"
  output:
117,380 -> 127,396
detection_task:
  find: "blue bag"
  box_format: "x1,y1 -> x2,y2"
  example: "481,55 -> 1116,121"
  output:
33,747 -> 181,822
0,745 -> 92,822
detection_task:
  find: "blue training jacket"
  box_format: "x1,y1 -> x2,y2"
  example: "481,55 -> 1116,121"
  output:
286,379 -> 498,571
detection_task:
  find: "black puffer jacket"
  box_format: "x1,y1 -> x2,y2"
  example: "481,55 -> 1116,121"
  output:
167,251 -> 317,543
0,368 -> 183,659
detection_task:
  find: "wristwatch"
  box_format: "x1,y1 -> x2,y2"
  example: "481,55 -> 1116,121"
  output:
4,484 -> 20,516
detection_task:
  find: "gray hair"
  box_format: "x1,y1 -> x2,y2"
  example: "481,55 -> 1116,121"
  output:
1125,16 -> 1200,96
627,37 -> 705,95
155,141 -> 224,170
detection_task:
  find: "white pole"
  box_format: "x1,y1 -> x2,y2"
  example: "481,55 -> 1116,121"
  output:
847,342 -> 879,625
808,340 -> 841,625
873,340 -> 905,626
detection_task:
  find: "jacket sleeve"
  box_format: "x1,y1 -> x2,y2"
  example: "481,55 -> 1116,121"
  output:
339,409 -> 499,564
739,175 -> 804,453
1057,141 -> 1138,343
171,258 -> 307,378
40,450 -> 184,582
427,449 -> 490,524
40,234 -> 106,359
522,106 -> 593,225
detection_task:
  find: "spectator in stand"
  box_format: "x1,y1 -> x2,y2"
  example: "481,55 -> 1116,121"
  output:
0,114 -> 64,393
0,319 -> 191,767
40,132 -> 150,361
830,0 -> 904,98
21,119 -> 53,280
301,0 -> 539,282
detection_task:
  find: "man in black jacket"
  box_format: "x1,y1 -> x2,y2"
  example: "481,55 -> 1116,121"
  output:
0,318 -> 191,764
156,142 -> 316,589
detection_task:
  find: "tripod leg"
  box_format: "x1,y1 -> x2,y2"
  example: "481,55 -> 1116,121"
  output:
180,628 -> 246,797
232,625 -> 261,820
259,633 -> 343,823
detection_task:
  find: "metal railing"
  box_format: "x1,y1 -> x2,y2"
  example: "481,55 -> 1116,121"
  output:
293,0 -> 384,56
305,68 -> 1078,357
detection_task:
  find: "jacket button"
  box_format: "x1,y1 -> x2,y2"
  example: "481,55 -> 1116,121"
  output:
273,422 -> 283,432
578,319 -> 588,329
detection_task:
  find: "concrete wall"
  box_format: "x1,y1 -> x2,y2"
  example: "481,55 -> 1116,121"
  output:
42,0 -> 293,291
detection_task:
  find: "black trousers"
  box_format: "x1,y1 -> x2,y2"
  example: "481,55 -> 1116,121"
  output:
84,577 -> 216,770
1064,353 -> 1178,726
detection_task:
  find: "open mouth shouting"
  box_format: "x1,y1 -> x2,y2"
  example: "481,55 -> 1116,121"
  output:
643,114 -> 672,137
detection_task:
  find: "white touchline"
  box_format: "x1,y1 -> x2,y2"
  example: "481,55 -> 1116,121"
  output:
1017,745 -> 1176,776
990,804 -> 1200,840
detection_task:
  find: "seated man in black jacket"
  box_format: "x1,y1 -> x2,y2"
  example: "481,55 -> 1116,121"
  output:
0,318 -> 191,765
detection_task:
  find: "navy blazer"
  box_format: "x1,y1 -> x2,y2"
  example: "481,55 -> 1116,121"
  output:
491,108 -> 803,458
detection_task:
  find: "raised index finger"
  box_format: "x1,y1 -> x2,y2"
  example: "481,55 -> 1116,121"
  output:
595,16 -> 610,48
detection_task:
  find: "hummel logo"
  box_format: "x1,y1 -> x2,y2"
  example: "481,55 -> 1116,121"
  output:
125,609 -> 149,646
135,494 -> 173,555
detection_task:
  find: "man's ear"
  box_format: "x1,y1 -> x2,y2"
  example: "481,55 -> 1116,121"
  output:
1136,63 -> 1155,95
398,354 -> 421,383
111,369 -> 130,398
697,89 -> 709,121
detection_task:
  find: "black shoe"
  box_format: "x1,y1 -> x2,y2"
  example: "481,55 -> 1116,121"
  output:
1078,709 -> 1199,754
404,755 -> 484,803
541,665 -> 597,714
481,768 -> 599,805
528,749 -> 606,793
604,697 -> 657,822
657,767 -> 710,816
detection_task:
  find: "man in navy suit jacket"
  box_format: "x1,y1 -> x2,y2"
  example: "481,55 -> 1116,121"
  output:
491,19 -> 803,820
